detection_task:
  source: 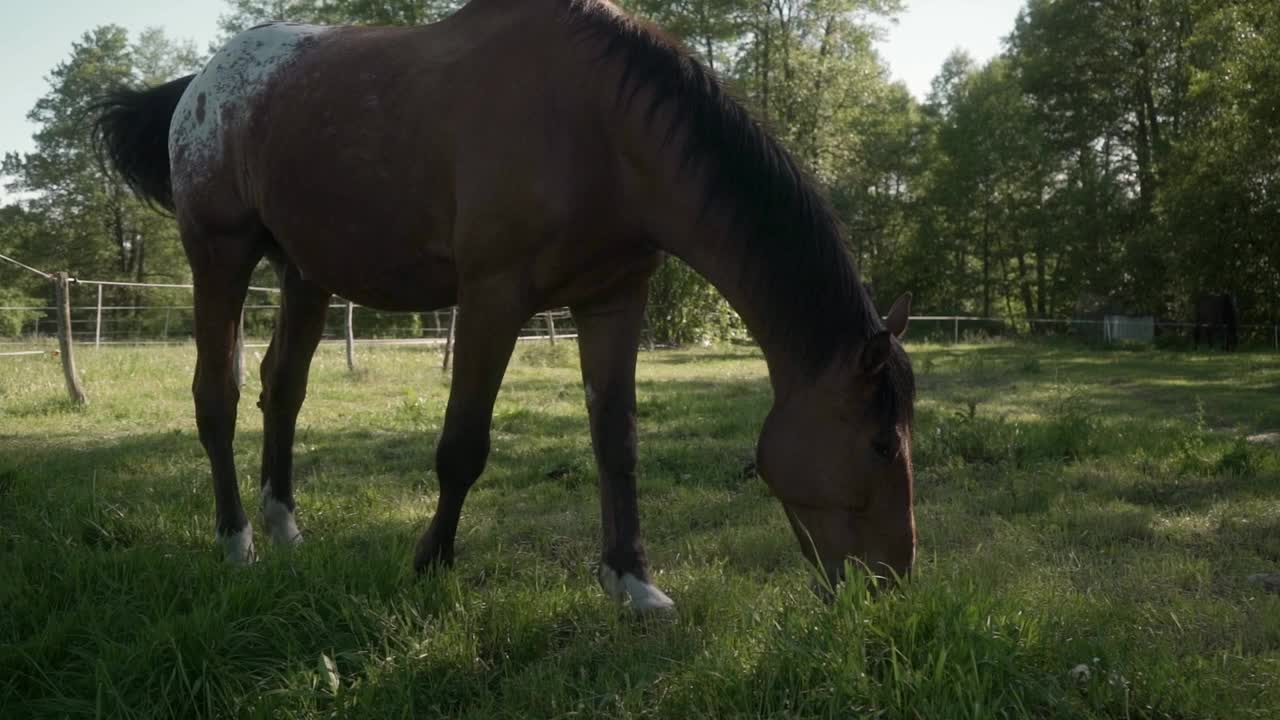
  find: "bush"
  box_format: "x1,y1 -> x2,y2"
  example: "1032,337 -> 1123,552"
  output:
0,287 -> 44,337
1033,382 -> 1101,461
920,402 -> 1026,467
1214,436 -> 1256,477
647,257 -> 743,345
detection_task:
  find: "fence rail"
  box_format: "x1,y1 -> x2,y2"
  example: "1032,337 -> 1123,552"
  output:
3,255 -> 1279,404
0,265 -> 580,402
0,303 -> 574,346
4,305 -> 1276,349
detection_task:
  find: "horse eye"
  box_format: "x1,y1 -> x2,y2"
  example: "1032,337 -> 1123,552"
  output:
872,438 -> 896,460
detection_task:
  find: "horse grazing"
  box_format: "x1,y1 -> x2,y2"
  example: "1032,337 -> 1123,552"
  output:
93,0 -> 916,610
1193,293 -> 1239,351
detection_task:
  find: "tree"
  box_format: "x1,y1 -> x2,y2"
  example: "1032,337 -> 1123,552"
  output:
1159,0 -> 1280,324
219,0 -> 463,34
3,27 -> 199,285
1,26 -> 201,335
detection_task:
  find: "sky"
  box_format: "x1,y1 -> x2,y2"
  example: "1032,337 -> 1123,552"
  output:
0,0 -> 1025,162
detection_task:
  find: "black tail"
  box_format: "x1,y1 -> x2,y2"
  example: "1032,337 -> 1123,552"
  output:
91,74 -> 195,212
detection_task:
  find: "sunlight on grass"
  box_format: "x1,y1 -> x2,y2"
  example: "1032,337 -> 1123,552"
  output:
2,341 -> 1278,718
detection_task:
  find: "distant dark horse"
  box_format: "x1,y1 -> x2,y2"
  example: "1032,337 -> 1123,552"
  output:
93,0 -> 916,610
1193,293 -> 1239,351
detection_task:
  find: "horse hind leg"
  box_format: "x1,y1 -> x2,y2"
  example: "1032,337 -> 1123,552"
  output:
186,221 -> 265,563
258,262 -> 330,546
573,281 -> 674,612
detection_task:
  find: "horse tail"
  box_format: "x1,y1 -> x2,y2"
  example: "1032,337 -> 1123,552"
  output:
92,74 -> 195,212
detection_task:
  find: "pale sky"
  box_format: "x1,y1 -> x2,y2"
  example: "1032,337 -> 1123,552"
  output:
0,0 -> 1024,163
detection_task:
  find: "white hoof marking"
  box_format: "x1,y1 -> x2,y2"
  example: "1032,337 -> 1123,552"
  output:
217,524 -> 256,565
600,565 -> 675,612
262,492 -> 303,546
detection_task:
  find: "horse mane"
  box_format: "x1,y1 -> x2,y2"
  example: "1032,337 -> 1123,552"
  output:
562,0 -> 912,423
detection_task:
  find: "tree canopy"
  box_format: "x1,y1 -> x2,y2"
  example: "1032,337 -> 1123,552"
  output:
3,0 -> 1277,341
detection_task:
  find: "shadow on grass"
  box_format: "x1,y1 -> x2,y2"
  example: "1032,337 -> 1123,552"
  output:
917,344 -> 1280,430
646,350 -> 762,365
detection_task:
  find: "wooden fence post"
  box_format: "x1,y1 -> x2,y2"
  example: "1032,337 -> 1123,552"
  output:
94,284 -> 103,349
345,301 -> 356,371
53,272 -> 88,406
232,308 -> 246,388
953,316 -> 959,344
544,310 -> 557,346
442,306 -> 458,372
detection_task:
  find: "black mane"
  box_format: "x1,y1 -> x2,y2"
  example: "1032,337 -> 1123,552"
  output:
563,0 -> 912,423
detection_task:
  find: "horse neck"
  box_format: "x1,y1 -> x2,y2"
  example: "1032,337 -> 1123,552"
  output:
633,171 -> 854,396
565,7 -> 874,392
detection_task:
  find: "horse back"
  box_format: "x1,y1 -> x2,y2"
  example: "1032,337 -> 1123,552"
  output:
169,5 -> 645,311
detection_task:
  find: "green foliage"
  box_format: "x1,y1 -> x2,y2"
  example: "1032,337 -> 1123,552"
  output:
646,257 -> 742,345
2,25 -> 200,311
6,0 -> 1279,346
218,0 -> 463,34
0,286 -> 44,338
1037,382 -> 1101,461
922,401 -> 1026,467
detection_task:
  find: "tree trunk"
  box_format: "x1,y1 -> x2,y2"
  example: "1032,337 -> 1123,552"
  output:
699,0 -> 715,72
804,15 -> 838,165
981,207 -> 992,318
1016,253 -> 1037,323
776,2 -> 795,127
759,18 -> 771,123
1129,3 -> 1157,216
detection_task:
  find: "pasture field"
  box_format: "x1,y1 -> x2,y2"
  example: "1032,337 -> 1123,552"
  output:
1,339 -> 1279,719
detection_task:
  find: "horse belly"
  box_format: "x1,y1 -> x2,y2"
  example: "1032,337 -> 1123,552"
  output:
267,220 -> 459,312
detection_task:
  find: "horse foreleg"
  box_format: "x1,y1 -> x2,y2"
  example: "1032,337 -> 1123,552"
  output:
573,284 -> 674,612
189,231 -> 262,564
413,295 -> 524,574
258,264 -> 330,546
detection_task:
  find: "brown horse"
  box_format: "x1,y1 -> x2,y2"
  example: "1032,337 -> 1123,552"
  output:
94,0 -> 916,610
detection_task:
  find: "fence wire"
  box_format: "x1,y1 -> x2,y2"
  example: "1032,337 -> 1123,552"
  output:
3,303 -> 1276,351
1,272 -> 1277,352
0,302 -> 575,348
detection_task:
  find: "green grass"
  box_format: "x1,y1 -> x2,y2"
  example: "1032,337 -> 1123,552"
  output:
2,339 -> 1279,718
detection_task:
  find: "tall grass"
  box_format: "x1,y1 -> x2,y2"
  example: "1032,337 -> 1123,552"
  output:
1,340 -> 1278,718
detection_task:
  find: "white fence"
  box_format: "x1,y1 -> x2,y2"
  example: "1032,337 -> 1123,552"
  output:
5,306 -> 1277,351
0,302 -> 573,348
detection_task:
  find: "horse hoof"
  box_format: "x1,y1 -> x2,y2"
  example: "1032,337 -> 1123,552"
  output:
413,531 -> 455,576
217,525 -> 257,565
599,565 -> 675,612
262,497 -> 303,546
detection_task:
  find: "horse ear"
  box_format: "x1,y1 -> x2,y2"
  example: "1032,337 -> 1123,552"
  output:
859,330 -> 894,377
885,292 -> 911,339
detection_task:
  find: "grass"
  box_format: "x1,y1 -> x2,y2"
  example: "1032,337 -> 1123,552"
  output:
1,338 -> 1279,719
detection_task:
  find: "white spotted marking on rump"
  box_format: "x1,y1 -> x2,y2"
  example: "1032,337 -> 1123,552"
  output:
169,22 -> 329,193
